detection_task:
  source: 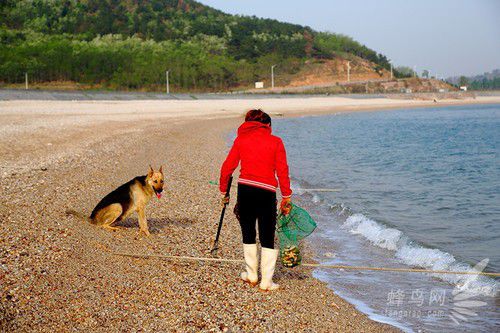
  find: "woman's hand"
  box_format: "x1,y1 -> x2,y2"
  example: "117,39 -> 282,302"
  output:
280,197 -> 292,215
221,193 -> 230,206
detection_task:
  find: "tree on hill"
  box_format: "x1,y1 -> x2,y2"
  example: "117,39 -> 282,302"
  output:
459,76 -> 469,87
0,0 -> 397,90
462,70 -> 500,90
394,66 -> 414,78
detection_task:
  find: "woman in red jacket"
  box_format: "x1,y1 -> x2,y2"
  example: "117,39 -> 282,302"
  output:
219,109 -> 292,291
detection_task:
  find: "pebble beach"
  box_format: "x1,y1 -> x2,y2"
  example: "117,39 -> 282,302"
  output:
2,95 -> 498,332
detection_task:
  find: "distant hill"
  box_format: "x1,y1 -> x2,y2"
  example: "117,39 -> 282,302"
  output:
0,0 -> 401,91
446,69 -> 500,90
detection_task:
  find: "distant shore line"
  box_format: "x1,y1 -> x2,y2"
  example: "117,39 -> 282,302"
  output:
2,93 -> 500,128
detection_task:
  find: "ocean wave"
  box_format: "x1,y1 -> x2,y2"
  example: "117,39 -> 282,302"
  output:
292,180 -> 498,297
291,183 -> 322,203
339,210 -> 498,297
344,214 -> 404,251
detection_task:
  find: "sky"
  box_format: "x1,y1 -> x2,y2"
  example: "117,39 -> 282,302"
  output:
198,0 -> 500,78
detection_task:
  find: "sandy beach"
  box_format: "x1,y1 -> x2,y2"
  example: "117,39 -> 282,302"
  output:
1,95 -> 499,331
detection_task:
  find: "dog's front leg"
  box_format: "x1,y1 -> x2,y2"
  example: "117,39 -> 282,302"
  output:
137,207 -> 151,237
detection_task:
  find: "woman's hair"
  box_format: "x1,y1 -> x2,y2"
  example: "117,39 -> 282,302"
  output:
245,109 -> 271,126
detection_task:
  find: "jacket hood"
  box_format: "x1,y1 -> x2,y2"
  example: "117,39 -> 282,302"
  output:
237,121 -> 272,136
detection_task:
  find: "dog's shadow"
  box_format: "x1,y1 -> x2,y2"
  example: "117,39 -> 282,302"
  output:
117,217 -> 196,234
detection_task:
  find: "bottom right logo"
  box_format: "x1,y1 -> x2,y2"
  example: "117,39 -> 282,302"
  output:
448,258 -> 489,325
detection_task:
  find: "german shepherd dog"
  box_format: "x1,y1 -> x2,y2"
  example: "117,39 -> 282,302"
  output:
67,166 -> 164,236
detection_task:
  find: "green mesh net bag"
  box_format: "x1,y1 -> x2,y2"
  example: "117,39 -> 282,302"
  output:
276,203 -> 317,268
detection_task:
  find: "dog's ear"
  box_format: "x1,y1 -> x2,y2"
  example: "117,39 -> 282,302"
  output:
148,165 -> 154,177
159,165 -> 164,175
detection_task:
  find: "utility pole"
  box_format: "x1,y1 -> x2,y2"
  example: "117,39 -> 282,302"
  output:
413,65 -> 417,77
347,61 -> 351,82
25,72 -> 28,90
390,64 -> 393,80
166,70 -> 170,94
271,65 -> 276,89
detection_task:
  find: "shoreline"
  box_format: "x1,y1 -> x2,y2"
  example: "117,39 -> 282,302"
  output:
285,105 -> 500,332
1,97 -> 499,331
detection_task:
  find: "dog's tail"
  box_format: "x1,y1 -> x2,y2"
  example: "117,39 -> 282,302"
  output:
66,209 -> 91,223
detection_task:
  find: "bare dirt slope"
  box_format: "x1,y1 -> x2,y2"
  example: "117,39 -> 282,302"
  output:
287,57 -> 391,87
247,55 -> 456,94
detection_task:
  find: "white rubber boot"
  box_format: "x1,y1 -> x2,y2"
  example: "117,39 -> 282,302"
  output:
241,243 -> 258,286
259,247 -> 280,291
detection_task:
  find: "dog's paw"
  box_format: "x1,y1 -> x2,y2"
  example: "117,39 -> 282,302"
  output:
139,229 -> 151,237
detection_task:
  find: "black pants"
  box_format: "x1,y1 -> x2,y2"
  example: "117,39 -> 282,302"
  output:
237,184 -> 277,249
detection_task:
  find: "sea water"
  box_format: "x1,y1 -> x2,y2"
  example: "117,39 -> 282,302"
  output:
274,104 -> 499,332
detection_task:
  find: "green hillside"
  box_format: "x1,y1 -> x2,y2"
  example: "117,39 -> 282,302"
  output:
0,0 -> 395,91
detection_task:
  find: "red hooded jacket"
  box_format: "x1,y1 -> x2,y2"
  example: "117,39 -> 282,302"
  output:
219,121 -> 292,198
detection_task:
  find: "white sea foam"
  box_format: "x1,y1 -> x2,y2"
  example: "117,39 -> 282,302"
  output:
290,182 -> 305,196
291,182 -> 321,203
311,193 -> 321,203
341,212 -> 498,297
344,214 -> 403,251
395,245 -> 455,270
292,179 -> 497,296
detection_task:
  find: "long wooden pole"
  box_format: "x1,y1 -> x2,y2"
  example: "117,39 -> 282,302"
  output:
113,252 -> 500,277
